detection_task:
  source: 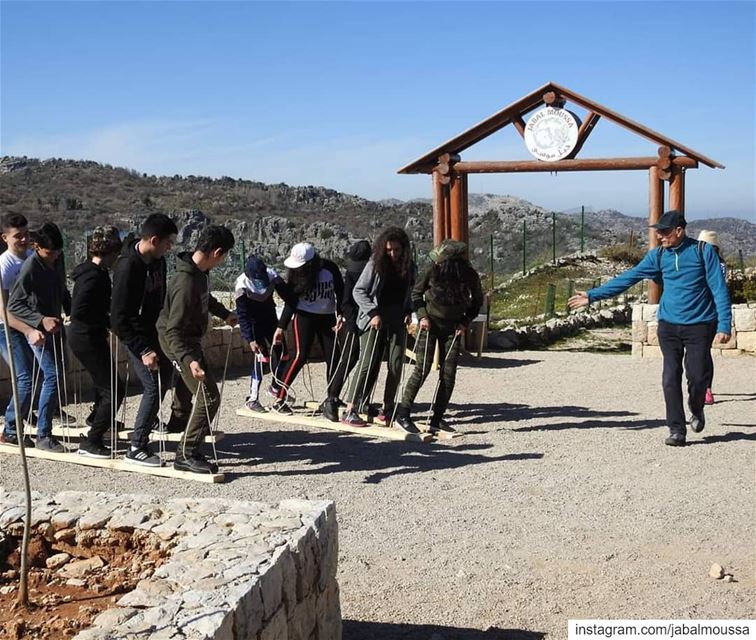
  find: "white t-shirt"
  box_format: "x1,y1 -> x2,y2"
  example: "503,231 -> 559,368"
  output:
297,268 -> 336,315
0,250 -> 31,325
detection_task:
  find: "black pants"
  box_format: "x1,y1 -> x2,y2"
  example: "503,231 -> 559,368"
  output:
657,320 -> 717,435
276,311 -> 339,400
68,329 -> 125,446
399,320 -> 461,419
169,355 -> 219,460
128,343 -> 174,449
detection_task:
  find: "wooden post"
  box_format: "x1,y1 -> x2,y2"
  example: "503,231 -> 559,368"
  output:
648,166 -> 664,304
450,172 -> 465,242
432,171 -> 445,246
669,165 -> 685,213
461,172 -> 469,249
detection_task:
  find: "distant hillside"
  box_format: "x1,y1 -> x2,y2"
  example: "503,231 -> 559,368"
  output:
1,157 -> 753,279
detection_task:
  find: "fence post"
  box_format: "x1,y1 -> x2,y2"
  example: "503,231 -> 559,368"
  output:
544,283 -> 556,318
580,205 -> 585,253
489,234 -> 495,291
552,211 -> 556,264
738,249 -> 744,271
566,280 -> 574,312
522,220 -> 527,276
240,239 -> 246,270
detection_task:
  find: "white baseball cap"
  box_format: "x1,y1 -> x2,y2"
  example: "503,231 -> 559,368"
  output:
284,242 -> 316,268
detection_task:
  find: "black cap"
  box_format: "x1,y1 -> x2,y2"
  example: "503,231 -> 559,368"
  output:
650,210 -> 687,230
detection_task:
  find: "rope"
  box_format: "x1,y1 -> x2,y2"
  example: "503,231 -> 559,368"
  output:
200,382 -> 219,465
109,332 -> 116,458
210,335 -> 233,436
156,365 -> 166,462
26,341 -> 44,431
51,333 -> 71,449
58,332 -> 74,443
350,327 -> 380,414
388,327 -> 412,427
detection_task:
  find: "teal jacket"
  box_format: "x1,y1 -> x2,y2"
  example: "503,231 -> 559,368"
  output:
588,236 -> 732,334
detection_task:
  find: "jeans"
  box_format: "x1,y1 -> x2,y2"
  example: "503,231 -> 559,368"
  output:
657,320 -> 717,435
30,332 -> 66,438
128,346 -> 173,449
0,324 -> 34,437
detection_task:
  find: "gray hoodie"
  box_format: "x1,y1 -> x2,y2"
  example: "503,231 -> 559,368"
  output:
352,258 -> 413,332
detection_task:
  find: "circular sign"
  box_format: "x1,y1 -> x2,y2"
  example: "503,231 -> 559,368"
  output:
523,107 -> 581,161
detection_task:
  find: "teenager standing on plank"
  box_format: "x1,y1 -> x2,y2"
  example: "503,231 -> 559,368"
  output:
394,239 -> 483,435
234,255 -> 293,412
569,211 -> 731,447
0,213 -> 42,447
111,213 -> 177,467
68,226 -> 124,458
320,239 -> 371,422
341,228 -> 414,427
8,222 -> 72,452
157,225 -> 237,474
270,242 -> 344,414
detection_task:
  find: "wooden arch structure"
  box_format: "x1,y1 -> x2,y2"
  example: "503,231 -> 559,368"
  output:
398,81 -> 724,302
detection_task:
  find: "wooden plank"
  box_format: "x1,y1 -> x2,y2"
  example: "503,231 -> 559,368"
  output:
51,426 -> 225,444
454,156 -> 699,174
511,115 -> 526,138
236,407 -> 433,443
0,444 -> 225,483
566,112 -> 601,158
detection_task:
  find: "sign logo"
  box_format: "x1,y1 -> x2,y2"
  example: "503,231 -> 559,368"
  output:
524,107 -> 580,161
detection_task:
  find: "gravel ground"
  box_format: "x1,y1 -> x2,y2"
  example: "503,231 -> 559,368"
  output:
1,347 -> 754,639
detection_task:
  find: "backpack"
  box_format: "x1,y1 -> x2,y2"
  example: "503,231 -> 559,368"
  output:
656,240 -> 727,278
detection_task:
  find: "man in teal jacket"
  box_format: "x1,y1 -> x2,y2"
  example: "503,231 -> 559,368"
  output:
569,210 -> 731,447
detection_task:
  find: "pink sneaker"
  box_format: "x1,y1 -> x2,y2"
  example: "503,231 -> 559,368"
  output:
704,389 -> 714,405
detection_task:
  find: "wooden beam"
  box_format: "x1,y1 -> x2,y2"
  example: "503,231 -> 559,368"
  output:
432,171 -> 445,247
512,115 -> 526,138
566,112 -> 601,158
461,172 -> 469,249
453,156 -> 699,174
51,425 -> 224,444
0,444 -> 225,483
236,407 -> 433,443
648,166 -> 664,304
669,165 -> 685,213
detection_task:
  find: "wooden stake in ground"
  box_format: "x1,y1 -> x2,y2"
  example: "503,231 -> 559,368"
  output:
0,272 -> 31,609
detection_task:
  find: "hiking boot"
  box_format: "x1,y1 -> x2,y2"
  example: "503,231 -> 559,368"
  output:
36,436 -> 65,453
77,440 -> 112,459
395,415 -> 420,434
340,411 -> 367,428
174,455 -> 216,474
429,416 -> 456,434
245,399 -> 267,413
271,399 -> 293,415
124,445 -> 162,467
321,399 -> 339,422
704,389 -> 715,405
664,433 -> 686,447
0,432 -> 35,448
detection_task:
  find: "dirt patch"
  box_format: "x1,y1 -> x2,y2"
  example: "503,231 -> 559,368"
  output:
0,528 -> 169,640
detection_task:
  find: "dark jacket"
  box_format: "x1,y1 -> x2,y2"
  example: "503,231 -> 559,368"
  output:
157,252 -> 230,368
412,262 -> 484,328
342,256 -> 369,332
235,273 -> 294,343
110,241 -> 167,357
70,260 -> 111,334
8,253 -> 71,329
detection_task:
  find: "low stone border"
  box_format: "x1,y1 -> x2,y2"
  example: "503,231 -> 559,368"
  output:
0,489 -> 341,640
631,303 -> 756,358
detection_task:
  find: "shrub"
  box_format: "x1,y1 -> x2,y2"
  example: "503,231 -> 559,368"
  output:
599,244 -> 645,265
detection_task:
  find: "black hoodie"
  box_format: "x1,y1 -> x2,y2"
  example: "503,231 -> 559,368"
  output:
110,241 -> 167,357
70,260 -> 111,335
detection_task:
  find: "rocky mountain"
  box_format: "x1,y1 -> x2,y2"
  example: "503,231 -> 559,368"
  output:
1,157 -> 753,280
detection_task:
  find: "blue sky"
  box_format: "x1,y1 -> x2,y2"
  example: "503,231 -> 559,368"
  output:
1,1 -> 754,220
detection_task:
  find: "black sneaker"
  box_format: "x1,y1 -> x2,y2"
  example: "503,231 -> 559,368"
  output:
664,433 -> 687,447
192,451 -> 219,473
124,445 -> 162,467
357,403 -> 380,418
36,436 -> 65,453
395,415 -> 420,434
689,411 -> 705,434
77,441 -> 112,459
320,399 -> 339,422
272,399 -> 293,415
0,432 -> 35,448
429,417 -> 456,434
174,455 -> 216,474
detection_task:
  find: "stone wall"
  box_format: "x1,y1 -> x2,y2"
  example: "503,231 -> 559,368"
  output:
631,303 -> 756,358
0,489 -> 341,640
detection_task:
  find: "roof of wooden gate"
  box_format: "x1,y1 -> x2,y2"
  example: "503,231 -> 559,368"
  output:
398,81 -> 724,174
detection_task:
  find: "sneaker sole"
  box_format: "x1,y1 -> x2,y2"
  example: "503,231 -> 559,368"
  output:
77,450 -> 111,459
124,457 -> 163,467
